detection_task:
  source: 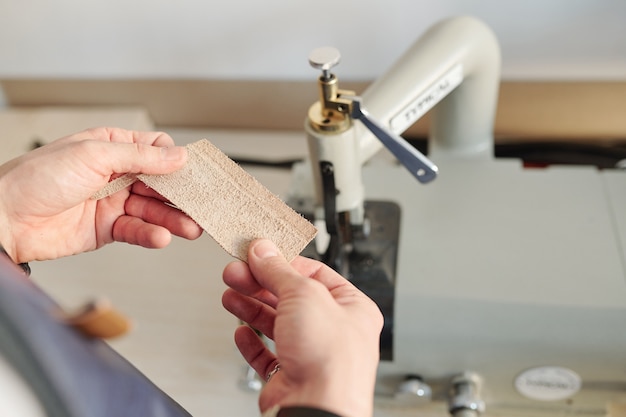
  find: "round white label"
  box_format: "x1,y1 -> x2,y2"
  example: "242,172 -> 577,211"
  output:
514,367 -> 581,401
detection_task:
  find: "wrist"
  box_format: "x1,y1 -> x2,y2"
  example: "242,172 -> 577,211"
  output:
0,195 -> 17,263
0,203 -> 26,266
0,243 -> 30,276
289,368 -> 376,417
0,235 -> 17,264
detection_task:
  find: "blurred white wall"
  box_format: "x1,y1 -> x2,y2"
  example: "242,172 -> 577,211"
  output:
0,0 -> 624,81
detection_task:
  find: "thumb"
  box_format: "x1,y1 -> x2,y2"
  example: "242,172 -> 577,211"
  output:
247,239 -> 302,296
93,142 -> 188,176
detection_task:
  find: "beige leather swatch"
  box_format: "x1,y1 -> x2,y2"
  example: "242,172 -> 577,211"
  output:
91,174 -> 138,200
94,139 -> 317,262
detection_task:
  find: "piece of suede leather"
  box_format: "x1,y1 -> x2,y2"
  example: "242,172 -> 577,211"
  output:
93,139 -> 317,262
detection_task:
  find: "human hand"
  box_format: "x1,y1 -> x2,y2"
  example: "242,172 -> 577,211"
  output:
0,127 -> 203,263
222,239 -> 383,417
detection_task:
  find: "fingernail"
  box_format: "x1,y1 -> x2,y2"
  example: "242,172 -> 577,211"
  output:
253,239 -> 279,259
161,146 -> 186,161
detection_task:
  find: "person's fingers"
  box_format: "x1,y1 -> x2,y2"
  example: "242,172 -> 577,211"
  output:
110,128 -> 176,147
223,261 -> 279,307
130,181 -> 170,202
69,140 -> 188,178
222,289 -> 276,339
111,215 -> 172,248
60,127 -> 176,148
245,239 -> 307,297
123,194 -> 203,240
289,255 -> 351,289
247,239 -> 352,297
234,325 -> 278,381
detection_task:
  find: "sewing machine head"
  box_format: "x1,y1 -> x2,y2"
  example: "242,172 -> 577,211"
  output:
302,44 -> 439,274
288,16 -> 626,417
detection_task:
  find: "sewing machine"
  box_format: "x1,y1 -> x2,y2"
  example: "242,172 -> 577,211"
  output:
287,16 -> 626,417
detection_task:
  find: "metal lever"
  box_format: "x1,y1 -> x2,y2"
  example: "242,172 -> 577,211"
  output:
350,97 -> 438,183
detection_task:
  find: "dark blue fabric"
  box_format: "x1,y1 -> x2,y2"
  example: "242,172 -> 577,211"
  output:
278,407 -> 342,417
0,255 -> 192,417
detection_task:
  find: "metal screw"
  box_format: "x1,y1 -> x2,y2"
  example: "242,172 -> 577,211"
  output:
448,372 -> 485,417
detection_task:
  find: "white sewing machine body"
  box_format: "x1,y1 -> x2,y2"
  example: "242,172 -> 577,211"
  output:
289,16 -> 626,416
364,155 -> 626,415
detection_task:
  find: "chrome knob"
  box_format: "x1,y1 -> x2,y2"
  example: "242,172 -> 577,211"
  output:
308,47 -> 341,80
395,375 -> 433,405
